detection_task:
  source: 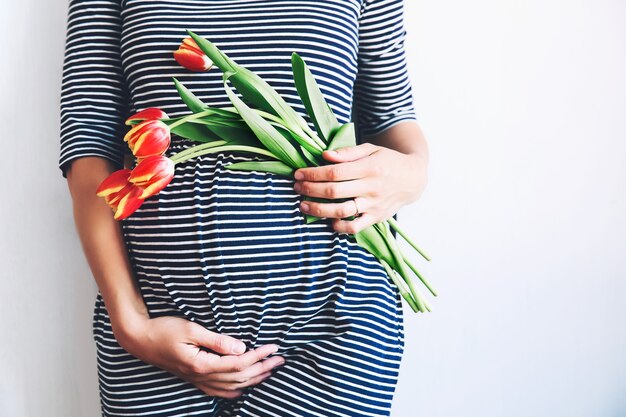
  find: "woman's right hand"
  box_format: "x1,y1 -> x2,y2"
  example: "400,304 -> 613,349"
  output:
114,315 -> 285,399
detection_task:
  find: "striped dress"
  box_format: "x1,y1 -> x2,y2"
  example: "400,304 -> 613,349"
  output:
59,0 -> 417,415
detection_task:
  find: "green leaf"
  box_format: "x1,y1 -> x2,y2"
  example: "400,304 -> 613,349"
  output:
223,72 -> 308,169
172,78 -> 240,119
173,78 -> 207,113
187,31 -> 236,73
206,124 -> 260,146
286,129 -> 323,159
186,31 -> 273,112
186,31 -> 325,151
210,108 -> 241,119
327,122 -> 356,151
305,214 -> 322,223
255,109 -> 288,126
291,53 -> 341,143
232,65 -> 303,127
228,70 -> 277,115
225,160 -> 294,177
170,122 -> 222,143
171,78 -> 242,142
299,145 -> 321,167
186,118 -> 261,146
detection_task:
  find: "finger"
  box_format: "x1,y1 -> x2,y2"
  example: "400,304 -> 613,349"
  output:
294,178 -> 374,200
188,323 -> 247,355
202,371 -> 272,391
204,344 -> 280,374
193,383 -> 244,399
300,197 -> 371,220
203,355 -> 285,383
321,143 -> 380,163
294,159 -> 372,182
332,213 -> 378,234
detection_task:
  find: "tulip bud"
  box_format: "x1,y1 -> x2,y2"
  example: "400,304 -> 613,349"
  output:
125,108 -> 169,126
128,155 -> 175,199
96,169 -> 133,198
111,184 -> 145,220
174,37 -> 213,72
96,169 -> 145,220
123,120 -> 171,159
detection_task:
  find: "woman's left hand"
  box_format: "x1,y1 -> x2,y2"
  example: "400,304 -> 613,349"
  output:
293,142 -> 428,234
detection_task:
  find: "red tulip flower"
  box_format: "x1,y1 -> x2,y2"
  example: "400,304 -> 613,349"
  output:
123,119 -> 171,159
125,108 -> 169,126
128,155 -> 175,199
174,37 -> 213,72
96,169 -> 145,220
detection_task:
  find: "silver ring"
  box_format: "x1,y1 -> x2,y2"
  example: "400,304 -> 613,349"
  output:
352,198 -> 360,217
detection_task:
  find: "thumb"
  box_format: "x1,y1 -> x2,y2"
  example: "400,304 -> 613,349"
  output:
190,324 -> 247,355
322,142 -> 379,163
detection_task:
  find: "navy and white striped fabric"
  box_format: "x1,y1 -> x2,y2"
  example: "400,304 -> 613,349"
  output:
59,0 -> 417,416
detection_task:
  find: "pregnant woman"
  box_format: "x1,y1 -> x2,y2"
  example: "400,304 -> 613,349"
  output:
60,0 -> 429,415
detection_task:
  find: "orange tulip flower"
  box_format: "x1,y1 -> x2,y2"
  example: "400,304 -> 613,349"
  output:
128,155 -> 175,199
123,119 -> 171,159
96,169 -> 145,220
174,37 -> 213,72
125,108 -> 169,126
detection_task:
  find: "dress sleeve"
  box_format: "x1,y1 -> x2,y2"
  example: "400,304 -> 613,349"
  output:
352,0 -> 417,139
58,0 -> 129,178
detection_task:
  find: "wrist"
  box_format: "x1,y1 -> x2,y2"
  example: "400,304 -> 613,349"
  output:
403,151 -> 428,202
406,148 -> 428,170
107,297 -> 151,348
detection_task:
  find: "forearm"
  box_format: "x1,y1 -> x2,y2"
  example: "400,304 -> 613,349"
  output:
66,157 -> 149,339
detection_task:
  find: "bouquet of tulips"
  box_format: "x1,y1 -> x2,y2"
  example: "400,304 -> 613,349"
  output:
96,31 -> 435,313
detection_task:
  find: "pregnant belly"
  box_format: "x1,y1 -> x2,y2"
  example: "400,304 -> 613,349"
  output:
120,144 -> 399,347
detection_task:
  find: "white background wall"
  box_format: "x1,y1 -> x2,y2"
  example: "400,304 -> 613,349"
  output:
0,0 -> 624,416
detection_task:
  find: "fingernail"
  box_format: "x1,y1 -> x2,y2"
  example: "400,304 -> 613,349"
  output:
271,344 -> 279,353
293,182 -> 301,193
232,343 -> 246,354
300,203 -> 309,212
294,171 -> 304,180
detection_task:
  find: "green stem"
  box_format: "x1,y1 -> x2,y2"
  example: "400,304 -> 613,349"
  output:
168,109 -> 214,130
375,222 -> 426,313
171,144 -> 280,164
170,140 -> 228,163
254,111 -> 323,154
403,254 -> 438,297
255,109 -> 286,126
298,122 -> 326,150
380,259 -> 419,313
255,107 -> 325,151
167,107 -> 325,158
308,132 -> 327,151
414,287 -> 431,312
185,111 -> 324,155
387,217 -> 432,261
